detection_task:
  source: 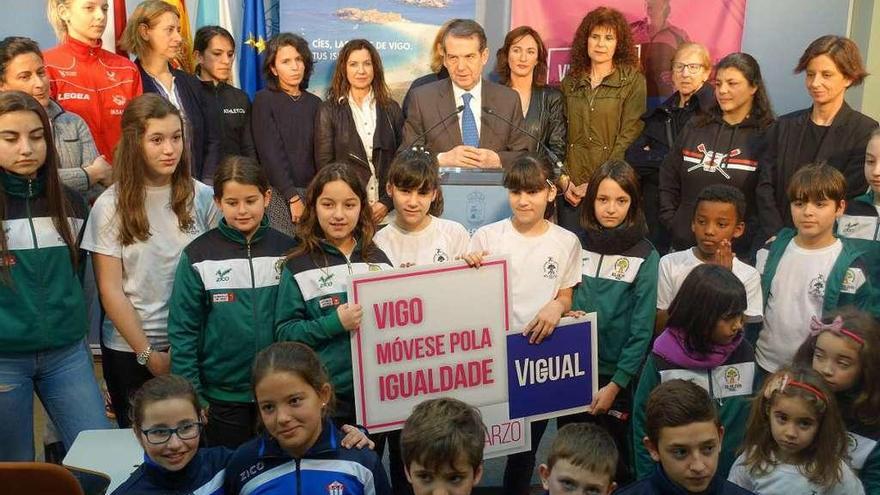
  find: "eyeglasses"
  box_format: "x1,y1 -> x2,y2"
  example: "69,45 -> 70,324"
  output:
141,421 -> 203,445
672,63 -> 705,74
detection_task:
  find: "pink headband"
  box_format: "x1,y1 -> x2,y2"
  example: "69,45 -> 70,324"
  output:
809,315 -> 865,346
763,373 -> 827,403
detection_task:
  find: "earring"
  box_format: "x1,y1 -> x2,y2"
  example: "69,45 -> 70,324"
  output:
321,402 -> 326,407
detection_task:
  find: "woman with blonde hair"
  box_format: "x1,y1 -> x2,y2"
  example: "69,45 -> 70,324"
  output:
120,0 -> 220,182
44,0 -> 142,161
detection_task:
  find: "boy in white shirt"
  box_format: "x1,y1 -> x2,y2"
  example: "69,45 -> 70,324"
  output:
756,163 -> 875,375
656,185 -> 763,332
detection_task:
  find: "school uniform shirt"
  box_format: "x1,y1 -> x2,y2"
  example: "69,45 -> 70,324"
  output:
0,170 -> 89,353
656,248 -> 763,322
224,420 -> 391,495
81,180 -> 221,352
755,228 -> 873,373
374,216 -> 470,268
274,241 -> 392,419
168,217 -> 297,405
110,447 -> 231,495
468,219 -> 581,332
616,466 -> 755,495
633,330 -> 756,480
573,226 -> 659,389
728,452 -> 864,495
838,390 -> 880,494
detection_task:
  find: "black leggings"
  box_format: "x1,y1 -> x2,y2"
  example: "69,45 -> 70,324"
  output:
100,344 -> 154,428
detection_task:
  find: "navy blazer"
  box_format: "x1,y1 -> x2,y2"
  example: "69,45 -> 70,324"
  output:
137,61 -> 221,182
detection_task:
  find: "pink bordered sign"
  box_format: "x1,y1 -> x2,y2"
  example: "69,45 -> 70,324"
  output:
349,256 -> 511,433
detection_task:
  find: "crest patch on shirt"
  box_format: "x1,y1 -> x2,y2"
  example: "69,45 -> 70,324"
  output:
327,481 -> 345,495
808,274 -> 826,298
433,248 -> 449,264
543,256 -> 559,279
611,258 -> 630,280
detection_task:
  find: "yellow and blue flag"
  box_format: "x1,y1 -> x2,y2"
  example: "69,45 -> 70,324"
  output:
240,0 -> 268,98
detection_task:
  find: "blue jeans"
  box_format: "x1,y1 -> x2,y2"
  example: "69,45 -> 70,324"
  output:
0,340 -> 110,460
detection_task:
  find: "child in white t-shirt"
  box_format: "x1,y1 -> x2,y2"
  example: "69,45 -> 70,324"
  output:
464,155 -> 581,495
656,184 -> 763,332
373,150 -> 469,268
81,95 -> 220,427
756,163 -> 875,375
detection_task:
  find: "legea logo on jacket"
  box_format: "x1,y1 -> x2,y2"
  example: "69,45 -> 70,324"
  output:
543,256 -> 559,279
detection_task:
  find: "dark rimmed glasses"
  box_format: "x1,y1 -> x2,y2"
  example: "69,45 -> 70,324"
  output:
141,421 -> 204,444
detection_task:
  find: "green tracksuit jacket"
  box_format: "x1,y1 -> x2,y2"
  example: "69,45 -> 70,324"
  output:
572,237 -> 659,388
0,170 -> 89,353
274,241 -> 392,419
168,217 -> 296,404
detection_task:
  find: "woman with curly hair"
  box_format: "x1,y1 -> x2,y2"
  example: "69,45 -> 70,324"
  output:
559,6 -> 646,232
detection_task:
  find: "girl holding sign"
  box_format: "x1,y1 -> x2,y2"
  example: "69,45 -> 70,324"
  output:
568,159 -> 659,485
632,264 -> 755,480
374,150 -> 469,268
464,154 -> 581,495
274,163 -> 393,426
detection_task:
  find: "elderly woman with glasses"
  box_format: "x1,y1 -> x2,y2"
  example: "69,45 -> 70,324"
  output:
626,42 -> 714,253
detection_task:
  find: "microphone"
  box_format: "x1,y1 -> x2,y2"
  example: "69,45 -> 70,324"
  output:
405,105 -> 465,151
482,106 -> 567,178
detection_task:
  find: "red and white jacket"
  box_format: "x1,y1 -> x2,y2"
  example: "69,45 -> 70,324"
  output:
44,37 -> 142,161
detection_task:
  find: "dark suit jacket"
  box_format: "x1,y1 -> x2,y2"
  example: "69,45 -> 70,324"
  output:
399,78 -> 530,167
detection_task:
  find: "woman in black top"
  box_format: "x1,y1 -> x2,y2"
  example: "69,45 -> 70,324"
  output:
121,0 -> 220,182
494,25 -> 566,170
252,33 -> 321,236
756,35 -> 878,238
193,26 -> 256,160
626,42 -> 714,253
315,39 -> 403,224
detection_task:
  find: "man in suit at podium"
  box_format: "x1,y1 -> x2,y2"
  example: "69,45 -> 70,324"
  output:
401,19 -> 531,168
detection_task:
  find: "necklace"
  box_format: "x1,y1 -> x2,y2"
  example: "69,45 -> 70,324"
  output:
286,91 -> 302,102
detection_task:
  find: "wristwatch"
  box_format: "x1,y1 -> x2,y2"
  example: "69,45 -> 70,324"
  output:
136,346 -> 154,366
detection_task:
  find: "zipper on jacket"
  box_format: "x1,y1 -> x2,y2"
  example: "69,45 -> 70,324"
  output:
247,240 -> 258,356
25,179 -> 38,247
296,458 -> 302,494
594,253 -> 604,278
874,217 -> 880,241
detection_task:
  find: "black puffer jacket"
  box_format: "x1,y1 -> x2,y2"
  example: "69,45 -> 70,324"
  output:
625,82 -> 715,176
522,85 -> 567,164
314,97 -> 404,210
756,102 -> 878,236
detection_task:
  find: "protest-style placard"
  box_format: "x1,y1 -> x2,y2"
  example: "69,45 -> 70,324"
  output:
506,316 -> 598,421
349,257 -> 510,433
480,402 -> 530,459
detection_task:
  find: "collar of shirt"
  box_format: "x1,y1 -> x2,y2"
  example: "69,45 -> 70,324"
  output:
451,78 -> 482,138
347,90 -> 377,156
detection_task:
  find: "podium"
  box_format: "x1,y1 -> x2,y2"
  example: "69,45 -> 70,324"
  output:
439,168 -> 511,234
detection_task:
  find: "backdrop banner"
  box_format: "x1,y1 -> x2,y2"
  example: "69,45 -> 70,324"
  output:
279,0 -> 476,100
511,0 -> 747,103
